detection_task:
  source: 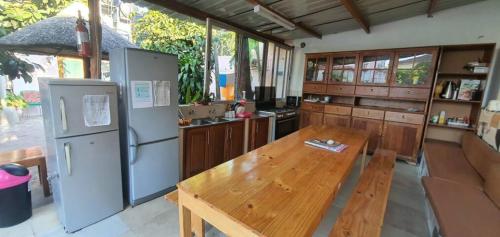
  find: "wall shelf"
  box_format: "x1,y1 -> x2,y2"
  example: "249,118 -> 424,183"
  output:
437,72 -> 488,78
432,98 -> 481,104
428,123 -> 475,131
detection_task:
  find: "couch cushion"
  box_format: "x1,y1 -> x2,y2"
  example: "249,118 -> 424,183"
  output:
484,164 -> 500,208
462,132 -> 500,179
422,177 -> 500,237
424,141 -> 483,189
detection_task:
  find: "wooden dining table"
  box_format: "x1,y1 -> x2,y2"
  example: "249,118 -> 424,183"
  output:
177,125 -> 369,237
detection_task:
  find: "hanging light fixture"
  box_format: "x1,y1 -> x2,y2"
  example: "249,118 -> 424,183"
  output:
253,5 -> 296,30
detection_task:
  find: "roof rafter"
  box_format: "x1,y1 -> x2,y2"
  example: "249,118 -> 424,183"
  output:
246,0 -> 322,39
143,0 -> 285,43
339,0 -> 370,34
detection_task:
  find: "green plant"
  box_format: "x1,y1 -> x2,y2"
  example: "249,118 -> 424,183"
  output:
132,10 -> 206,104
5,92 -> 28,109
0,51 -> 41,82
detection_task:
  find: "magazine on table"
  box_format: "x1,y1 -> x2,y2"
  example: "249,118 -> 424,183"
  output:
304,139 -> 348,152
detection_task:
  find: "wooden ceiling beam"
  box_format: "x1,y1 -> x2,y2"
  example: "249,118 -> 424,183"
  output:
427,0 -> 438,17
339,0 -> 370,34
246,0 -> 322,39
144,0 -> 285,43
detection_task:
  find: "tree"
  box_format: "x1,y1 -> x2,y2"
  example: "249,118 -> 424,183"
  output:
0,0 -> 77,83
132,10 -> 206,104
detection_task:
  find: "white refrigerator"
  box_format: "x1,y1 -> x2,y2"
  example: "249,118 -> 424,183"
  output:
39,78 -> 123,233
110,48 -> 179,206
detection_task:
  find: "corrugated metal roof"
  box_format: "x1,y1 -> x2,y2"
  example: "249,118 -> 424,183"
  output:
135,0 -> 485,40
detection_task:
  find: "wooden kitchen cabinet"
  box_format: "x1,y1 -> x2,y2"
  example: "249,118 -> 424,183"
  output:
300,110 -> 324,128
328,53 -> 358,84
391,48 -> 438,88
351,117 -> 383,152
226,121 -> 244,161
304,55 -> 329,83
183,126 -> 210,179
249,117 -> 269,151
208,124 -> 227,168
357,51 -> 394,86
183,121 -> 245,179
323,114 -> 351,128
381,121 -> 422,161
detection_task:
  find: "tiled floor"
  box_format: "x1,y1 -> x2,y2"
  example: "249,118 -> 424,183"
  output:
0,158 -> 428,237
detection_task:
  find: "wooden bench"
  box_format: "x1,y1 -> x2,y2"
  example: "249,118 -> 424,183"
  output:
329,149 -> 396,237
0,146 -> 50,197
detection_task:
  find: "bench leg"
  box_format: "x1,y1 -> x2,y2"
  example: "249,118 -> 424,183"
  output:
360,141 -> 368,176
38,162 -> 50,197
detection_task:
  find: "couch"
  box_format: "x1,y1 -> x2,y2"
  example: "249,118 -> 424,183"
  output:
420,132 -> 500,237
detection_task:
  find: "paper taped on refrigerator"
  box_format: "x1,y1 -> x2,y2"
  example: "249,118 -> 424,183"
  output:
153,80 -> 170,107
83,95 -> 111,127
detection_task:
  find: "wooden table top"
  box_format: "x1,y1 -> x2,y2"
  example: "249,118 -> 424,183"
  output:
0,146 -> 44,163
178,125 -> 369,237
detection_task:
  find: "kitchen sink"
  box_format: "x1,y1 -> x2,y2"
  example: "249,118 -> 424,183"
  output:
190,119 -> 212,126
205,117 -> 229,123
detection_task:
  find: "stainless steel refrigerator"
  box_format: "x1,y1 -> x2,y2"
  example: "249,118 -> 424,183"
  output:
110,48 -> 179,206
39,78 -> 123,233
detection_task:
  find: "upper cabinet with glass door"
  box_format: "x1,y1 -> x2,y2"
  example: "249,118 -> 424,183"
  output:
391,48 -> 438,88
329,53 -> 358,84
357,51 -> 394,86
304,55 -> 328,83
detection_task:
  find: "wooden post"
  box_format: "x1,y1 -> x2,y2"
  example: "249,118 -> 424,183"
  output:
88,0 -> 102,79
203,18 -> 212,96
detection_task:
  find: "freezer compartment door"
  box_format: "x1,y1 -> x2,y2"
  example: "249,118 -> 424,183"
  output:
125,49 -> 179,143
128,138 -> 179,205
49,84 -> 119,138
55,131 -> 123,232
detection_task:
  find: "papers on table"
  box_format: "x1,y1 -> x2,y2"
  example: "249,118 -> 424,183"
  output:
304,139 -> 348,153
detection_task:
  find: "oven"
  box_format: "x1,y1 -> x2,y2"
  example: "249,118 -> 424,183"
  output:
275,113 -> 299,139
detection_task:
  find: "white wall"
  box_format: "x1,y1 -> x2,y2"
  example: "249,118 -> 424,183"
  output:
289,0 -> 500,102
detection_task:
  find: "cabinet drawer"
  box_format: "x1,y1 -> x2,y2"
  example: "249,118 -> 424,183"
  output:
324,105 -> 352,116
389,88 -> 430,100
352,108 -> 385,120
301,102 -> 325,112
326,85 -> 355,95
303,83 -> 326,94
384,111 -> 424,125
355,86 -> 389,97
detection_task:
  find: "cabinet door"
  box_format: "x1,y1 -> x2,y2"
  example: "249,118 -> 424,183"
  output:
381,122 -> 422,161
300,110 -> 311,128
209,124 -> 227,168
184,126 -> 210,179
309,112 -> 324,126
253,118 -> 269,150
323,114 -> 351,128
227,121 -> 244,161
357,51 -> 394,85
351,118 -> 383,152
329,54 -> 358,84
304,55 -> 328,83
391,48 -> 438,88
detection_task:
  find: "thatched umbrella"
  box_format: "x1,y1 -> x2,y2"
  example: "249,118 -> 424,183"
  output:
0,16 -> 137,57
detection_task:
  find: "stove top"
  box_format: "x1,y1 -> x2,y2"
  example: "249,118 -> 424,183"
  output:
258,107 -> 298,120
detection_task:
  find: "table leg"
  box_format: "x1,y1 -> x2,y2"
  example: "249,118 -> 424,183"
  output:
179,201 -> 192,237
360,141 -> 368,175
191,214 -> 205,237
38,160 -> 50,197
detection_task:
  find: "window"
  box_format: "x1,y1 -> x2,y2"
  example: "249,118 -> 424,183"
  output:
204,19 -> 293,102
264,43 -> 292,99
238,36 -> 264,100
208,25 -> 237,101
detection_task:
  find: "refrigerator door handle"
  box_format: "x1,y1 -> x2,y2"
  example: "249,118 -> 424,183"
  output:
64,142 -> 72,176
129,127 -> 139,165
59,97 -> 68,132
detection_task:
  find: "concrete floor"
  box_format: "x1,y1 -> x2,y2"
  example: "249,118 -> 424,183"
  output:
0,157 -> 428,237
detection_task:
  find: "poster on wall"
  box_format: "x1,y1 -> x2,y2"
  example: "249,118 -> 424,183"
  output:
131,81 -> 153,109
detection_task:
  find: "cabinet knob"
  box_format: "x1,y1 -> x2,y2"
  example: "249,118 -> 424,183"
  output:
407,90 -> 411,94
370,89 -> 374,91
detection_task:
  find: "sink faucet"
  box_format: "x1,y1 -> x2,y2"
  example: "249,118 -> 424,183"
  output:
209,108 -> 216,119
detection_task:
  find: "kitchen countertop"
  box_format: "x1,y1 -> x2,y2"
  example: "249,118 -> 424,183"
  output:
179,113 -> 271,129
